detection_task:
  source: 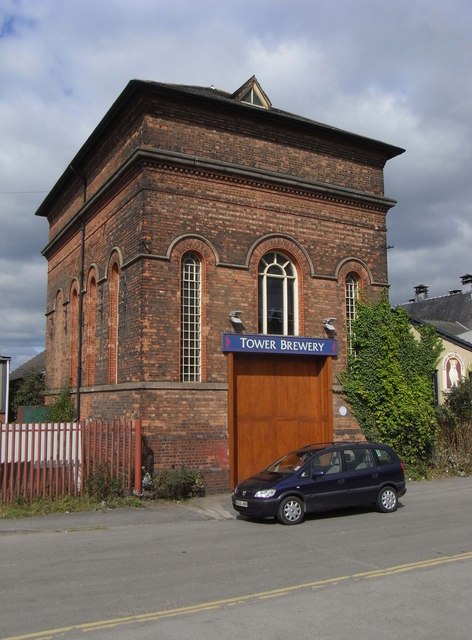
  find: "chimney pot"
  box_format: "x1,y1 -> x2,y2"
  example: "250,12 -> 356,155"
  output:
461,274 -> 472,292
414,284 -> 429,301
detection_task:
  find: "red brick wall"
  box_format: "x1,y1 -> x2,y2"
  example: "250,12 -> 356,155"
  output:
41,84 -> 397,490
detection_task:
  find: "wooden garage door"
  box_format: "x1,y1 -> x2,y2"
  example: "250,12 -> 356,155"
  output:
230,354 -> 333,485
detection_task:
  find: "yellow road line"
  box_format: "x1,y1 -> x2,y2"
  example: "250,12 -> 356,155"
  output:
4,551 -> 472,640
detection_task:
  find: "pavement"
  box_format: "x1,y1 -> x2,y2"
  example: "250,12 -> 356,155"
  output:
0,492 -> 237,534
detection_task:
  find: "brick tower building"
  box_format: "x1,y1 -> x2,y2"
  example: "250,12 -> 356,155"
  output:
36,76 -> 404,490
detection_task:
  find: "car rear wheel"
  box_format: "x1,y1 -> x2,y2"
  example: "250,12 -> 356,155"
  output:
376,486 -> 398,513
277,496 -> 305,525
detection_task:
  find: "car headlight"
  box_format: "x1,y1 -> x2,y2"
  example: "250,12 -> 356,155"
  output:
254,489 -> 276,498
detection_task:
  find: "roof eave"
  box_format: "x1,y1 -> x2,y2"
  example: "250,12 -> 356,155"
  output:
35,78 -> 405,218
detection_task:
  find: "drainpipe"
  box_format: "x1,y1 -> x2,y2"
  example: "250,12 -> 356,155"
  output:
69,165 -> 87,420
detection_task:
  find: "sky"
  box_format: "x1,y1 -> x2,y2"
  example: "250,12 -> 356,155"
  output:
1,0 -> 471,371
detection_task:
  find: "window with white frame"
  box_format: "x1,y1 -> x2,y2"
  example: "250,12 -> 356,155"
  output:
258,251 -> 298,335
345,273 -> 359,355
181,252 -> 201,381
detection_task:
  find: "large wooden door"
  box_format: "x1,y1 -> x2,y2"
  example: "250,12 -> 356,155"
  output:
230,354 -> 333,485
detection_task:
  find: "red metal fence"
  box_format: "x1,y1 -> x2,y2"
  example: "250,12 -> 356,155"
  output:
1,419 -> 142,504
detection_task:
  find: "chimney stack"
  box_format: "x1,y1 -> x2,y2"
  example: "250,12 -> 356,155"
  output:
414,284 -> 429,302
460,274 -> 472,293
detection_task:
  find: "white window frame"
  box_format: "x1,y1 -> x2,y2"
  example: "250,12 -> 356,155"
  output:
181,253 -> 201,382
345,273 -> 359,355
258,252 -> 298,335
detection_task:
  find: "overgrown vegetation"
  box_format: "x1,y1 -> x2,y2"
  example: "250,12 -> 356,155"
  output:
0,494 -> 142,519
339,293 -> 443,465
151,467 -> 204,500
10,369 -> 45,420
48,387 -> 76,422
84,463 -> 125,501
1,467 -> 206,518
435,377 -> 472,476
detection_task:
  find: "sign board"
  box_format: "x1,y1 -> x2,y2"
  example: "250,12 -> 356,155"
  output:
222,333 -> 337,357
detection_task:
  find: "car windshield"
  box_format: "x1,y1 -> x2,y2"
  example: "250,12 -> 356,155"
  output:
265,451 -> 314,474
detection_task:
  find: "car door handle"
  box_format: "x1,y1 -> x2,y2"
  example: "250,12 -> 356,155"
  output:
337,478 -> 345,484
372,473 -> 378,479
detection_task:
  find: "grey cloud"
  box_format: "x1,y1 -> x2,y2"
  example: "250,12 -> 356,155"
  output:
1,0 -> 472,368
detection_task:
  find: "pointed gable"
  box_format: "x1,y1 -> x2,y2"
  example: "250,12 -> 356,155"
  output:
231,75 -> 272,109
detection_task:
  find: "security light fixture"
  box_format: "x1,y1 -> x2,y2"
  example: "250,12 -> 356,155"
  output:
229,310 -> 244,333
229,310 -> 243,325
322,317 -> 337,333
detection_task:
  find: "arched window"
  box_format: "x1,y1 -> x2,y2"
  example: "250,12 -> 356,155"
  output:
84,272 -> 97,387
69,284 -> 79,388
258,251 -> 298,335
181,252 -> 201,382
108,262 -> 120,384
345,273 -> 359,354
52,290 -> 64,389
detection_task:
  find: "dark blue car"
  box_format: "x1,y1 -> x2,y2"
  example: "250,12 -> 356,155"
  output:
232,442 -> 406,525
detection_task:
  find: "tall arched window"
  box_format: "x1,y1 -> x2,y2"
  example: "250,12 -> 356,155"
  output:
84,272 -> 97,387
258,251 -> 298,335
181,252 -> 201,382
69,284 -> 79,388
345,273 -> 359,355
180,252 -> 202,382
108,262 -> 120,384
53,290 -> 64,389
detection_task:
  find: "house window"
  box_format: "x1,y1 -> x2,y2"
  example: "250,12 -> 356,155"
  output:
345,273 -> 359,354
181,252 -> 201,382
258,252 -> 297,335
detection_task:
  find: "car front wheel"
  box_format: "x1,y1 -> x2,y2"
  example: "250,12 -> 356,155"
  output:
376,486 -> 398,513
277,496 -> 305,525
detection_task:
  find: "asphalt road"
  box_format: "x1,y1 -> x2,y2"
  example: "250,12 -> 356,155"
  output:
1,477 -> 472,640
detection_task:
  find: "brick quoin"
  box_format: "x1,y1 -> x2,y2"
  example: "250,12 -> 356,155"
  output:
36,77 -> 404,492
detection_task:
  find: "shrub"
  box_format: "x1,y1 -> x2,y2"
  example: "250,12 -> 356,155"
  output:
49,387 -> 75,422
152,468 -> 204,500
84,464 -> 124,501
434,378 -> 472,475
10,369 -> 45,420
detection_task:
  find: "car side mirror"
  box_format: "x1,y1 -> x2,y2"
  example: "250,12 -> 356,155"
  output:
312,470 -> 324,479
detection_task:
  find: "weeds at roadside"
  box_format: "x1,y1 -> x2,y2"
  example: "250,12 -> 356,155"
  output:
0,494 -> 143,519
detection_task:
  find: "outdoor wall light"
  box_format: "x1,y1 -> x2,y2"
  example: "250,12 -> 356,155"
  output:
229,310 -> 243,325
322,317 -> 337,334
229,310 -> 244,333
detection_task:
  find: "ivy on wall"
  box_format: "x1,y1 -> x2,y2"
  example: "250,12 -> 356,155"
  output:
339,293 -> 443,463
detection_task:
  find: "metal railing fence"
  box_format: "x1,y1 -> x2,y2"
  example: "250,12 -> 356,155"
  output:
1,419 -> 142,504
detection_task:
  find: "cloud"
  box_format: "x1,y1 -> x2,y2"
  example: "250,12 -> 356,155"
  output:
1,0 -> 472,368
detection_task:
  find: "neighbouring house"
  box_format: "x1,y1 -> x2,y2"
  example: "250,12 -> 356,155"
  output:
400,278 -> 472,404
35,76 -> 404,490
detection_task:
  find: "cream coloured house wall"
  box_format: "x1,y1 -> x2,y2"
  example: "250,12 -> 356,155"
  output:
411,325 -> 472,404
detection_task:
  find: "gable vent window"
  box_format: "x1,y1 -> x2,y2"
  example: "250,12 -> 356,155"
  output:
241,87 -> 265,107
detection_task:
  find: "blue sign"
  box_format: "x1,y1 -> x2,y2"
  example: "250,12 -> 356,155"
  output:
222,333 -> 337,357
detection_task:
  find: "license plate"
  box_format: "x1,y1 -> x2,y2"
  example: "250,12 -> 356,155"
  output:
235,499 -> 248,508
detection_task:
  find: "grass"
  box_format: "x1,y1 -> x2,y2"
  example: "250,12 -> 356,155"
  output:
0,494 -> 143,519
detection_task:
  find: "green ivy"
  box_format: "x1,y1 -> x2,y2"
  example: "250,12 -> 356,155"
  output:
339,293 -> 442,464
